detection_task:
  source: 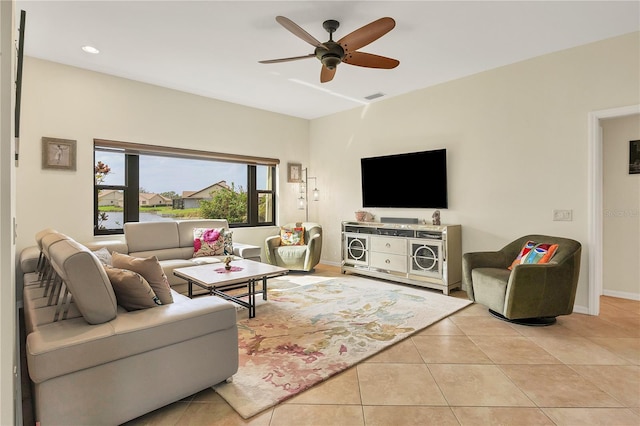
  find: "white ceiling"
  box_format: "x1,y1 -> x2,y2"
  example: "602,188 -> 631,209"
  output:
15,1 -> 640,120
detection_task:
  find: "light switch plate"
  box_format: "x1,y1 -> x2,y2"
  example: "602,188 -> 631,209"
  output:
553,209 -> 573,221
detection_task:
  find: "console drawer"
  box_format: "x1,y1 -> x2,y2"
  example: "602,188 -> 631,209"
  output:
370,252 -> 408,273
370,236 -> 407,255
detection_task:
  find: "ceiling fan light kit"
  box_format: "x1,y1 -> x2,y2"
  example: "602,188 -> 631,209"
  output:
260,16 -> 399,83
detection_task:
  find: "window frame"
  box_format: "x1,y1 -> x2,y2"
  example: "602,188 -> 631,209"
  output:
94,139 -> 278,235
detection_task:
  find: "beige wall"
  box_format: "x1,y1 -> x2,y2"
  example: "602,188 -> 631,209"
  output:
602,114 -> 640,299
308,32 -> 640,310
16,57 -> 310,254
14,32 -> 640,311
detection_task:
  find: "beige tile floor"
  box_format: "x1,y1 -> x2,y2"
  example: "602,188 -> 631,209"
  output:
30,264 -> 640,426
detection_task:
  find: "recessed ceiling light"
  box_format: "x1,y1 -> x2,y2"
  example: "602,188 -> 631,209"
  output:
81,45 -> 100,54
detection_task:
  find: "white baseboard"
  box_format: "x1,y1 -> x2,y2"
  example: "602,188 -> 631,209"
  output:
572,304 -> 590,315
602,289 -> 640,301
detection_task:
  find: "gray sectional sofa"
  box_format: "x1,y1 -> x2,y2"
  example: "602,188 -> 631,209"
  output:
19,219 -> 260,425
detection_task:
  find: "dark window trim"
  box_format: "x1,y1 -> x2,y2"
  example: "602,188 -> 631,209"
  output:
94,139 -> 280,166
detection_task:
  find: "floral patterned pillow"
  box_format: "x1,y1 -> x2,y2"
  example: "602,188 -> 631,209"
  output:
193,228 -> 225,257
280,226 -> 305,246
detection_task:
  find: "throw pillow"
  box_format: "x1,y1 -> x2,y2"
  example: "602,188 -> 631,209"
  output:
111,252 -> 174,304
92,247 -> 112,265
508,240 -> 559,270
280,226 -> 305,246
193,227 -> 225,257
222,229 -> 234,255
104,265 -> 161,311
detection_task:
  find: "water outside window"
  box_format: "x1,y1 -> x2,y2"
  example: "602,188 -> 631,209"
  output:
96,151 -> 256,229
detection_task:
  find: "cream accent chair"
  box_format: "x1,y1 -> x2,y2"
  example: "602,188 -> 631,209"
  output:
265,222 -> 322,271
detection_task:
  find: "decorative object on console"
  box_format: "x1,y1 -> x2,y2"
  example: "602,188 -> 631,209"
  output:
42,137 -> 77,171
355,210 -> 374,222
224,256 -> 232,270
432,210 -> 441,225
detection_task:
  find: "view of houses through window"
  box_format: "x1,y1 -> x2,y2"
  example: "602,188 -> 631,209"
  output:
94,143 -> 276,235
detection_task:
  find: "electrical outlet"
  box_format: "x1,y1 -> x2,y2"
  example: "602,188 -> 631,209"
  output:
553,209 -> 573,221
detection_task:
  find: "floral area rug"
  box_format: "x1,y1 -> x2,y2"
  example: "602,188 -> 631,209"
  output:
214,274 -> 472,418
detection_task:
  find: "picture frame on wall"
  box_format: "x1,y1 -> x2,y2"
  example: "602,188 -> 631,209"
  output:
287,162 -> 302,183
630,140 -> 640,174
42,137 -> 77,171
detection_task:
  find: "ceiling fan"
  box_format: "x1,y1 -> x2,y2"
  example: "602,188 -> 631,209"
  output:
259,16 -> 399,83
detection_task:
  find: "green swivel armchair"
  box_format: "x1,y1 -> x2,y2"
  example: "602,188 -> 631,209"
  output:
265,222 -> 322,272
462,234 -> 581,326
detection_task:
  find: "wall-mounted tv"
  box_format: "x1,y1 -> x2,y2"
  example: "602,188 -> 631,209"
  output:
361,148 -> 448,209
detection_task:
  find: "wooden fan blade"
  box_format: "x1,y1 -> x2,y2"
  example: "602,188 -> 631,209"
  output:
320,65 -> 336,83
276,16 -> 324,48
259,54 -> 315,64
337,17 -> 395,53
343,51 -> 399,69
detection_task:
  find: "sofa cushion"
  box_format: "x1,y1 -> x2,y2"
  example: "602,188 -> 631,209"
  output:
222,229 -> 234,255
111,252 -> 174,305
471,267 -> 511,313
124,221 -> 179,253
193,228 -> 225,257
48,239 -> 118,325
92,247 -> 113,265
104,265 -> 162,311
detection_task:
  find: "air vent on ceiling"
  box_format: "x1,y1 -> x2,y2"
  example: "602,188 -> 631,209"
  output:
364,92 -> 385,100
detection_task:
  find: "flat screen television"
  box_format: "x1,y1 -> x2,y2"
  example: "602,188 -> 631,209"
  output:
361,149 -> 448,209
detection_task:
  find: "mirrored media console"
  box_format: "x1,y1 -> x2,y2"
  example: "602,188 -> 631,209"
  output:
341,221 -> 462,295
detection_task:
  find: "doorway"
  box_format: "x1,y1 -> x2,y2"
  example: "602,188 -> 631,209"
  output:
588,104 -> 640,315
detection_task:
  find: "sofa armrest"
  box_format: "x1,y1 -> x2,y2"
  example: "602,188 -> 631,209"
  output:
304,233 -> 322,271
264,235 -> 281,264
504,259 -> 578,319
462,251 -> 508,300
20,246 -> 41,274
233,242 -> 261,261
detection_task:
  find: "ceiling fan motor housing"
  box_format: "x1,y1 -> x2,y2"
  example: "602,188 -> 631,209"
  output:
315,41 -> 344,69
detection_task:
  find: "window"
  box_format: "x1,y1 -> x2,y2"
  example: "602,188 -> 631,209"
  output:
94,140 -> 277,235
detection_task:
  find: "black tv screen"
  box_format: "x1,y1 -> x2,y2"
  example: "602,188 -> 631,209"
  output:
361,149 -> 448,209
